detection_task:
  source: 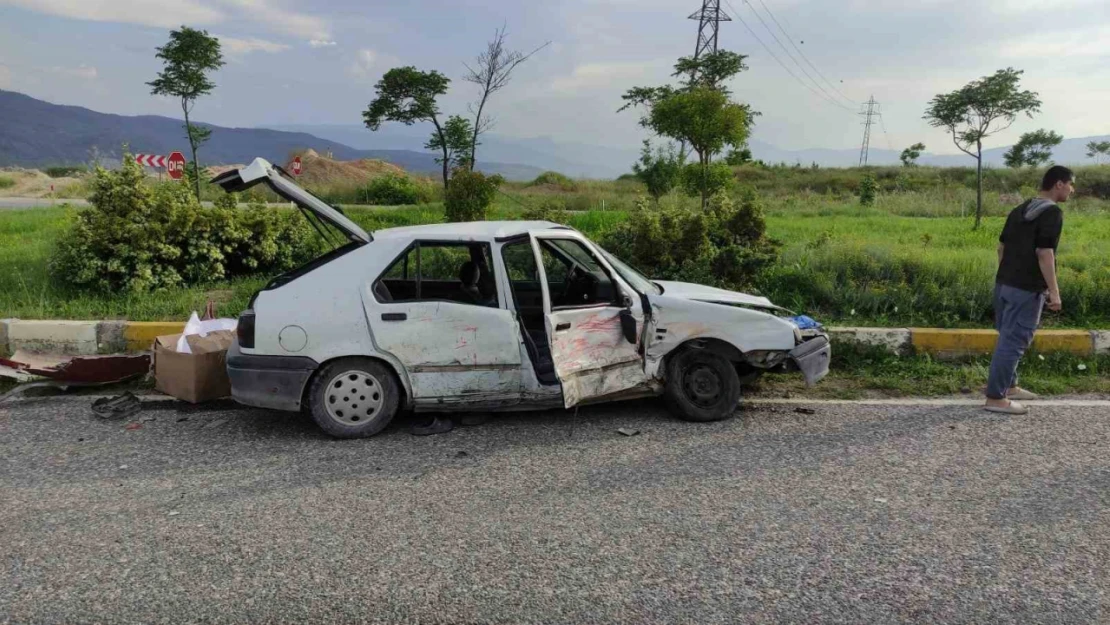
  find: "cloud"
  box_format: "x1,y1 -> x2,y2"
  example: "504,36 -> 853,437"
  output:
348,49 -> 397,78
309,40 -> 337,48
550,61 -> 664,94
220,0 -> 331,42
0,64 -> 11,89
998,27 -> 1110,59
0,0 -> 224,28
216,34 -> 289,55
49,64 -> 98,80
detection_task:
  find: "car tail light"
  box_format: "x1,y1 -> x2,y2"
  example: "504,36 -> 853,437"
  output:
238,310 -> 256,349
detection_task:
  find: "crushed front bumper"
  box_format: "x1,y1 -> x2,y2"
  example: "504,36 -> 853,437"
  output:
788,335 -> 831,386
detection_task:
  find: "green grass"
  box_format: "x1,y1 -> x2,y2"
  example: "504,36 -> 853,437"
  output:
752,343 -> 1110,399
2,194 -> 1109,327
0,175 -> 15,190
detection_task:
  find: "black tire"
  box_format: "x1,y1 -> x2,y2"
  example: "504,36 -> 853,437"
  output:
663,348 -> 742,422
305,358 -> 401,439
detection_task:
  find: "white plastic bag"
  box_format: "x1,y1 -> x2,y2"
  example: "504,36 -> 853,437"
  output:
175,312 -> 238,354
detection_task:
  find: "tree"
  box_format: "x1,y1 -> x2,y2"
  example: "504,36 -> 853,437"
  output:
632,140 -> 683,202
426,115 -> 474,171
1004,129 -> 1063,168
900,142 -> 925,167
364,67 -> 454,189
463,26 -> 549,171
724,146 -> 754,166
1087,140 -> 1110,165
148,26 -> 225,200
620,50 -> 757,209
923,68 -> 1041,229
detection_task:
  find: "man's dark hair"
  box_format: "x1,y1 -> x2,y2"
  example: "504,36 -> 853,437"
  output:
1041,165 -> 1075,191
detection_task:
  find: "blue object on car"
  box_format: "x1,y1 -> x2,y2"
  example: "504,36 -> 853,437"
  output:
789,315 -> 822,330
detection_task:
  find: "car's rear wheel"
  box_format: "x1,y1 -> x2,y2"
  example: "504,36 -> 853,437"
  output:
664,348 -> 742,422
306,358 -> 400,439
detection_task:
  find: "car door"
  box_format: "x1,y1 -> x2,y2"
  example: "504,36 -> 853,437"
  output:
366,241 -> 522,408
532,234 -> 650,408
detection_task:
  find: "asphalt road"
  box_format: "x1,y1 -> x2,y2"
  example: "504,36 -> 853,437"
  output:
3,395 -> 1110,624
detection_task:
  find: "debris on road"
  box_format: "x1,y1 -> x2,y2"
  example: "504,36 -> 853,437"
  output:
125,423 -> 143,431
91,392 -> 142,421
617,428 -> 641,437
794,407 -> 817,415
0,350 -> 151,403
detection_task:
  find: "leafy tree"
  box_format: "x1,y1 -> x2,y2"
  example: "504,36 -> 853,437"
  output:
148,26 -> 225,200
724,146 -> 754,166
680,161 -> 733,199
900,142 -> 926,167
363,67 -> 455,189
463,26 -> 548,171
859,174 -> 878,206
1004,129 -> 1063,168
621,50 -> 757,209
444,167 -> 504,222
1086,140 -> 1110,165
923,67 -> 1041,228
632,140 -> 682,202
426,115 -> 474,171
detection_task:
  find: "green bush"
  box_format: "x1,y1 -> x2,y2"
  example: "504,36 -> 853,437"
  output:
528,171 -> 577,191
361,173 -> 425,205
680,161 -> 734,199
859,174 -> 878,206
520,198 -> 571,224
600,188 -> 778,290
50,153 -> 321,293
632,140 -> 682,201
44,166 -> 86,178
445,168 -> 504,222
0,175 -> 13,189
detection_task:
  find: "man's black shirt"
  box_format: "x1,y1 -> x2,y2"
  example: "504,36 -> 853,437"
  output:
996,199 -> 1063,293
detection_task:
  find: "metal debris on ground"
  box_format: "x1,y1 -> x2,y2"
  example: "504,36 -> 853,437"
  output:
91,392 -> 143,421
0,350 -> 151,403
617,428 -> 641,437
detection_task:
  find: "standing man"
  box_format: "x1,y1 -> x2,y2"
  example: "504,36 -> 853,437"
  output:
985,166 -> 1075,415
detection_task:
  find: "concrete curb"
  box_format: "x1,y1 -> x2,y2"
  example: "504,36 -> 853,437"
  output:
0,320 -> 1105,359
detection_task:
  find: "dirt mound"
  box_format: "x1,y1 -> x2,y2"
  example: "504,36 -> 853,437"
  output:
0,168 -> 84,198
287,150 -> 407,187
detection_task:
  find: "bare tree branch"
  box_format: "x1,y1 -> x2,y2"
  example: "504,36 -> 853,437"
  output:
462,24 -> 550,170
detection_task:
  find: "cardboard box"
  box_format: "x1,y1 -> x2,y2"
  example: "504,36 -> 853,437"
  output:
154,330 -> 235,404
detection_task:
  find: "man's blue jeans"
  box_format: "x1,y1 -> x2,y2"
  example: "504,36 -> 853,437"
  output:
986,284 -> 1045,400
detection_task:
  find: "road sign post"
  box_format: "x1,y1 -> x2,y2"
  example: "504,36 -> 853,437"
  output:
166,152 -> 186,181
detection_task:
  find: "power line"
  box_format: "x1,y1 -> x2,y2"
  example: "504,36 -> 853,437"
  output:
752,0 -> 859,106
878,112 -> 895,153
737,0 -> 854,112
721,0 -> 855,114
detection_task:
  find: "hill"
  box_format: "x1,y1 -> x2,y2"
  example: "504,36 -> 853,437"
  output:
0,90 -> 544,180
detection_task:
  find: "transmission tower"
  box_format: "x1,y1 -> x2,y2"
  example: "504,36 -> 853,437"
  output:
858,95 -> 880,166
689,0 -> 732,61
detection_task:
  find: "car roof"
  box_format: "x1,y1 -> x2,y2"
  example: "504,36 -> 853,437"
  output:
371,220 -> 575,241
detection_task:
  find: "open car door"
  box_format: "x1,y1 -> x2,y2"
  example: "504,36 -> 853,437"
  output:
210,158 -> 371,244
532,233 -> 650,408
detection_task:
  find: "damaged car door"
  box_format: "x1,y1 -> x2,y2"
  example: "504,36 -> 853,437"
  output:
533,235 -> 651,408
367,241 -> 523,409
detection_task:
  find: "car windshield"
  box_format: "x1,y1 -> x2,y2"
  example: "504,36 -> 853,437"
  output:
595,246 -> 662,295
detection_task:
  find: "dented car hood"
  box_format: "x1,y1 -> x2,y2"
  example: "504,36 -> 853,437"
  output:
652,280 -> 789,313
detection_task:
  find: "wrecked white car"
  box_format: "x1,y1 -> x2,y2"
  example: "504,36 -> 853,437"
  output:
211,158 -> 830,438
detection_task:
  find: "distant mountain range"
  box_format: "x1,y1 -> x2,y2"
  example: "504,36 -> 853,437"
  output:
2,89 -> 1105,179
0,90 -> 544,180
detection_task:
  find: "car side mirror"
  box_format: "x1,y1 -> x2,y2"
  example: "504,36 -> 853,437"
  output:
619,309 -> 638,345
620,293 -> 634,309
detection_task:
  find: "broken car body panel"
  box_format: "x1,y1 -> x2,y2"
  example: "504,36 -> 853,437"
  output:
215,166 -> 829,416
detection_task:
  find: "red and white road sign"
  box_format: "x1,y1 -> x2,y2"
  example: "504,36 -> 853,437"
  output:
291,156 -> 302,176
166,151 -> 187,180
134,154 -> 167,167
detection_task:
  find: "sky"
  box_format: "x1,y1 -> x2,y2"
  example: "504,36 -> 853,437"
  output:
0,0 -> 1108,156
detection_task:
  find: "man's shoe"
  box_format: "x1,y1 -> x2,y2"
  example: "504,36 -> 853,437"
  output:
984,400 -> 1029,415
1007,387 -> 1040,401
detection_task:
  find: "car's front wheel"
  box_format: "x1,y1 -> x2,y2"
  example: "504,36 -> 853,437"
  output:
664,348 -> 742,422
306,358 -> 401,439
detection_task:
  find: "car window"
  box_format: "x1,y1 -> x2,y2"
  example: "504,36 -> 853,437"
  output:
595,246 -> 661,296
375,242 -> 498,307
502,240 -> 538,282
539,238 -> 618,309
